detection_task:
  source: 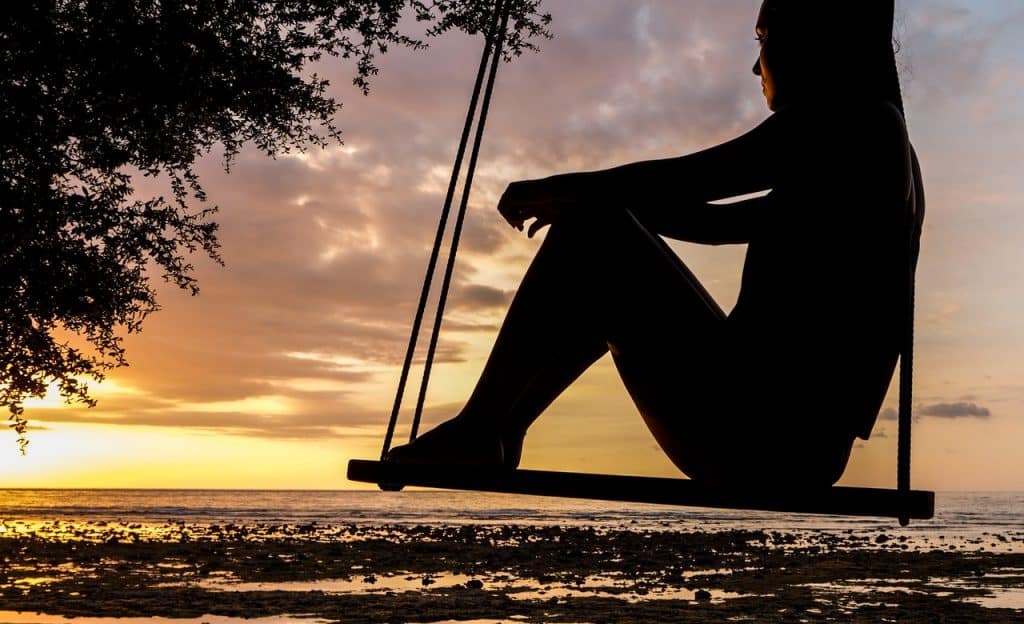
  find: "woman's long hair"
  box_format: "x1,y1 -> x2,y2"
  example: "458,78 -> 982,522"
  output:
759,0 -> 904,118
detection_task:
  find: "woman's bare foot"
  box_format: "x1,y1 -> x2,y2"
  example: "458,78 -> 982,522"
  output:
385,418 -> 511,467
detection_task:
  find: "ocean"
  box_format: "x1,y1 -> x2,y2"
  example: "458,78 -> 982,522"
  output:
0,489 -> 1021,544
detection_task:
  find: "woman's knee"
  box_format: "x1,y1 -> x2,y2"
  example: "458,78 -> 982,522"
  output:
548,206 -> 663,266
554,204 -> 640,236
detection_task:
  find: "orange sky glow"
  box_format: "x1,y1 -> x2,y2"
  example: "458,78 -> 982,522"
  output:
7,0 -> 1024,491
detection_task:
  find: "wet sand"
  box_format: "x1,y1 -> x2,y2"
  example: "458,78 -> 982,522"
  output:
1,520 -> 1022,623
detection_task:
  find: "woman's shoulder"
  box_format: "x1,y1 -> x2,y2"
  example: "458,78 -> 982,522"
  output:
849,100 -> 909,147
778,99 -> 908,143
794,100 -> 910,173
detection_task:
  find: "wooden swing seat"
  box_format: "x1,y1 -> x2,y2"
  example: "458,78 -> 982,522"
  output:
347,459 -> 934,520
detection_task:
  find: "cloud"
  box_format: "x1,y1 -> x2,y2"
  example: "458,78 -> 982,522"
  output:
917,402 -> 991,419
455,284 -> 513,310
879,401 -> 992,421
899,2 -> 997,110
30,401 -> 387,439
894,0 -> 1024,188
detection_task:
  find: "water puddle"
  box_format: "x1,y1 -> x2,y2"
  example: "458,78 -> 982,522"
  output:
928,571 -> 1024,610
8,576 -> 61,586
421,621 -> 529,624
195,572 -> 478,594
960,589 -> 1024,611
2,561 -> 101,591
190,570 -> 754,604
803,575 -> 1024,611
0,613 -> 328,624
803,578 -> 933,596
506,581 -> 749,604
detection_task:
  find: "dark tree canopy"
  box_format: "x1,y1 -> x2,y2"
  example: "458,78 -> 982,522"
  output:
0,0 -> 550,452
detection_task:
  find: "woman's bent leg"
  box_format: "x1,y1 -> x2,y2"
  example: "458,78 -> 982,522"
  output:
389,205 -> 726,467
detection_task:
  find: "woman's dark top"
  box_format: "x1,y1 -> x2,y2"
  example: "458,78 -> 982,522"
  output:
727,102 -> 915,440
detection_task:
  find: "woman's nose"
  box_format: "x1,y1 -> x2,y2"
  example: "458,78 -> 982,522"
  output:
752,57 -> 762,77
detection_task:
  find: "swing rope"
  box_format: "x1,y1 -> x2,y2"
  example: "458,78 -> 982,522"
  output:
410,4 -> 512,442
380,0 -> 511,459
896,272 -> 914,525
897,179 -> 924,525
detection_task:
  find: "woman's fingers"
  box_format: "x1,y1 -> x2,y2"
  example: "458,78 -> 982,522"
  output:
501,208 -> 524,231
499,197 -> 539,229
500,200 -> 564,236
498,178 -> 575,236
527,217 -> 551,239
497,188 -> 527,229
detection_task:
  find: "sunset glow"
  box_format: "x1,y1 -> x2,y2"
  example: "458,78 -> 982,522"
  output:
7,0 -> 1024,491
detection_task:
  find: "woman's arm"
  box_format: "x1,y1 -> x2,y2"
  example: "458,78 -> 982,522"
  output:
592,112 -> 781,202
498,111 -> 787,240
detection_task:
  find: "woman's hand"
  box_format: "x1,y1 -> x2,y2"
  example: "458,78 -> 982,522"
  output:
497,174 -> 587,238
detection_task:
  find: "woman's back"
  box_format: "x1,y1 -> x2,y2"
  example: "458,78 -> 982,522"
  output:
730,101 -> 920,439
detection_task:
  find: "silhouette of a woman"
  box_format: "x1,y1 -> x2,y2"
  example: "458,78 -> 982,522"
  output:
388,0 -> 923,487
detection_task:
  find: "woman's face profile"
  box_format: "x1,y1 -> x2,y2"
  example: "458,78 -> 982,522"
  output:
752,1 -> 785,111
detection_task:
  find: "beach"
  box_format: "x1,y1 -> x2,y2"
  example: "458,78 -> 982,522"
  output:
1,490 -> 1022,623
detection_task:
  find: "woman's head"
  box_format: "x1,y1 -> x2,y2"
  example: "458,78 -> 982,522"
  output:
753,0 -> 902,115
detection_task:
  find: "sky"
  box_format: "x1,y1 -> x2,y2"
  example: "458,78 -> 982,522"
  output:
5,0 -> 1024,490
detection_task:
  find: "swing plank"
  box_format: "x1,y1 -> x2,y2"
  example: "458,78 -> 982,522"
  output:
347,459 -> 933,520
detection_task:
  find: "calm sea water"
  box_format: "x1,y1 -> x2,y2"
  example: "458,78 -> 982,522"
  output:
0,489 -> 1021,540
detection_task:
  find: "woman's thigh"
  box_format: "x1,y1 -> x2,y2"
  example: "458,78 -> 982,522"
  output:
597,256 -> 852,485
585,210 -> 736,465
616,333 -> 856,487
577,208 -> 855,485
581,208 -> 726,343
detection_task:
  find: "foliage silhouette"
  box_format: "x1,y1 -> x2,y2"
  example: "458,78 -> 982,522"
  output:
0,0 -> 550,452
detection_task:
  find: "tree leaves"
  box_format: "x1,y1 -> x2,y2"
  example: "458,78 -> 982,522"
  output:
0,0 -> 550,452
